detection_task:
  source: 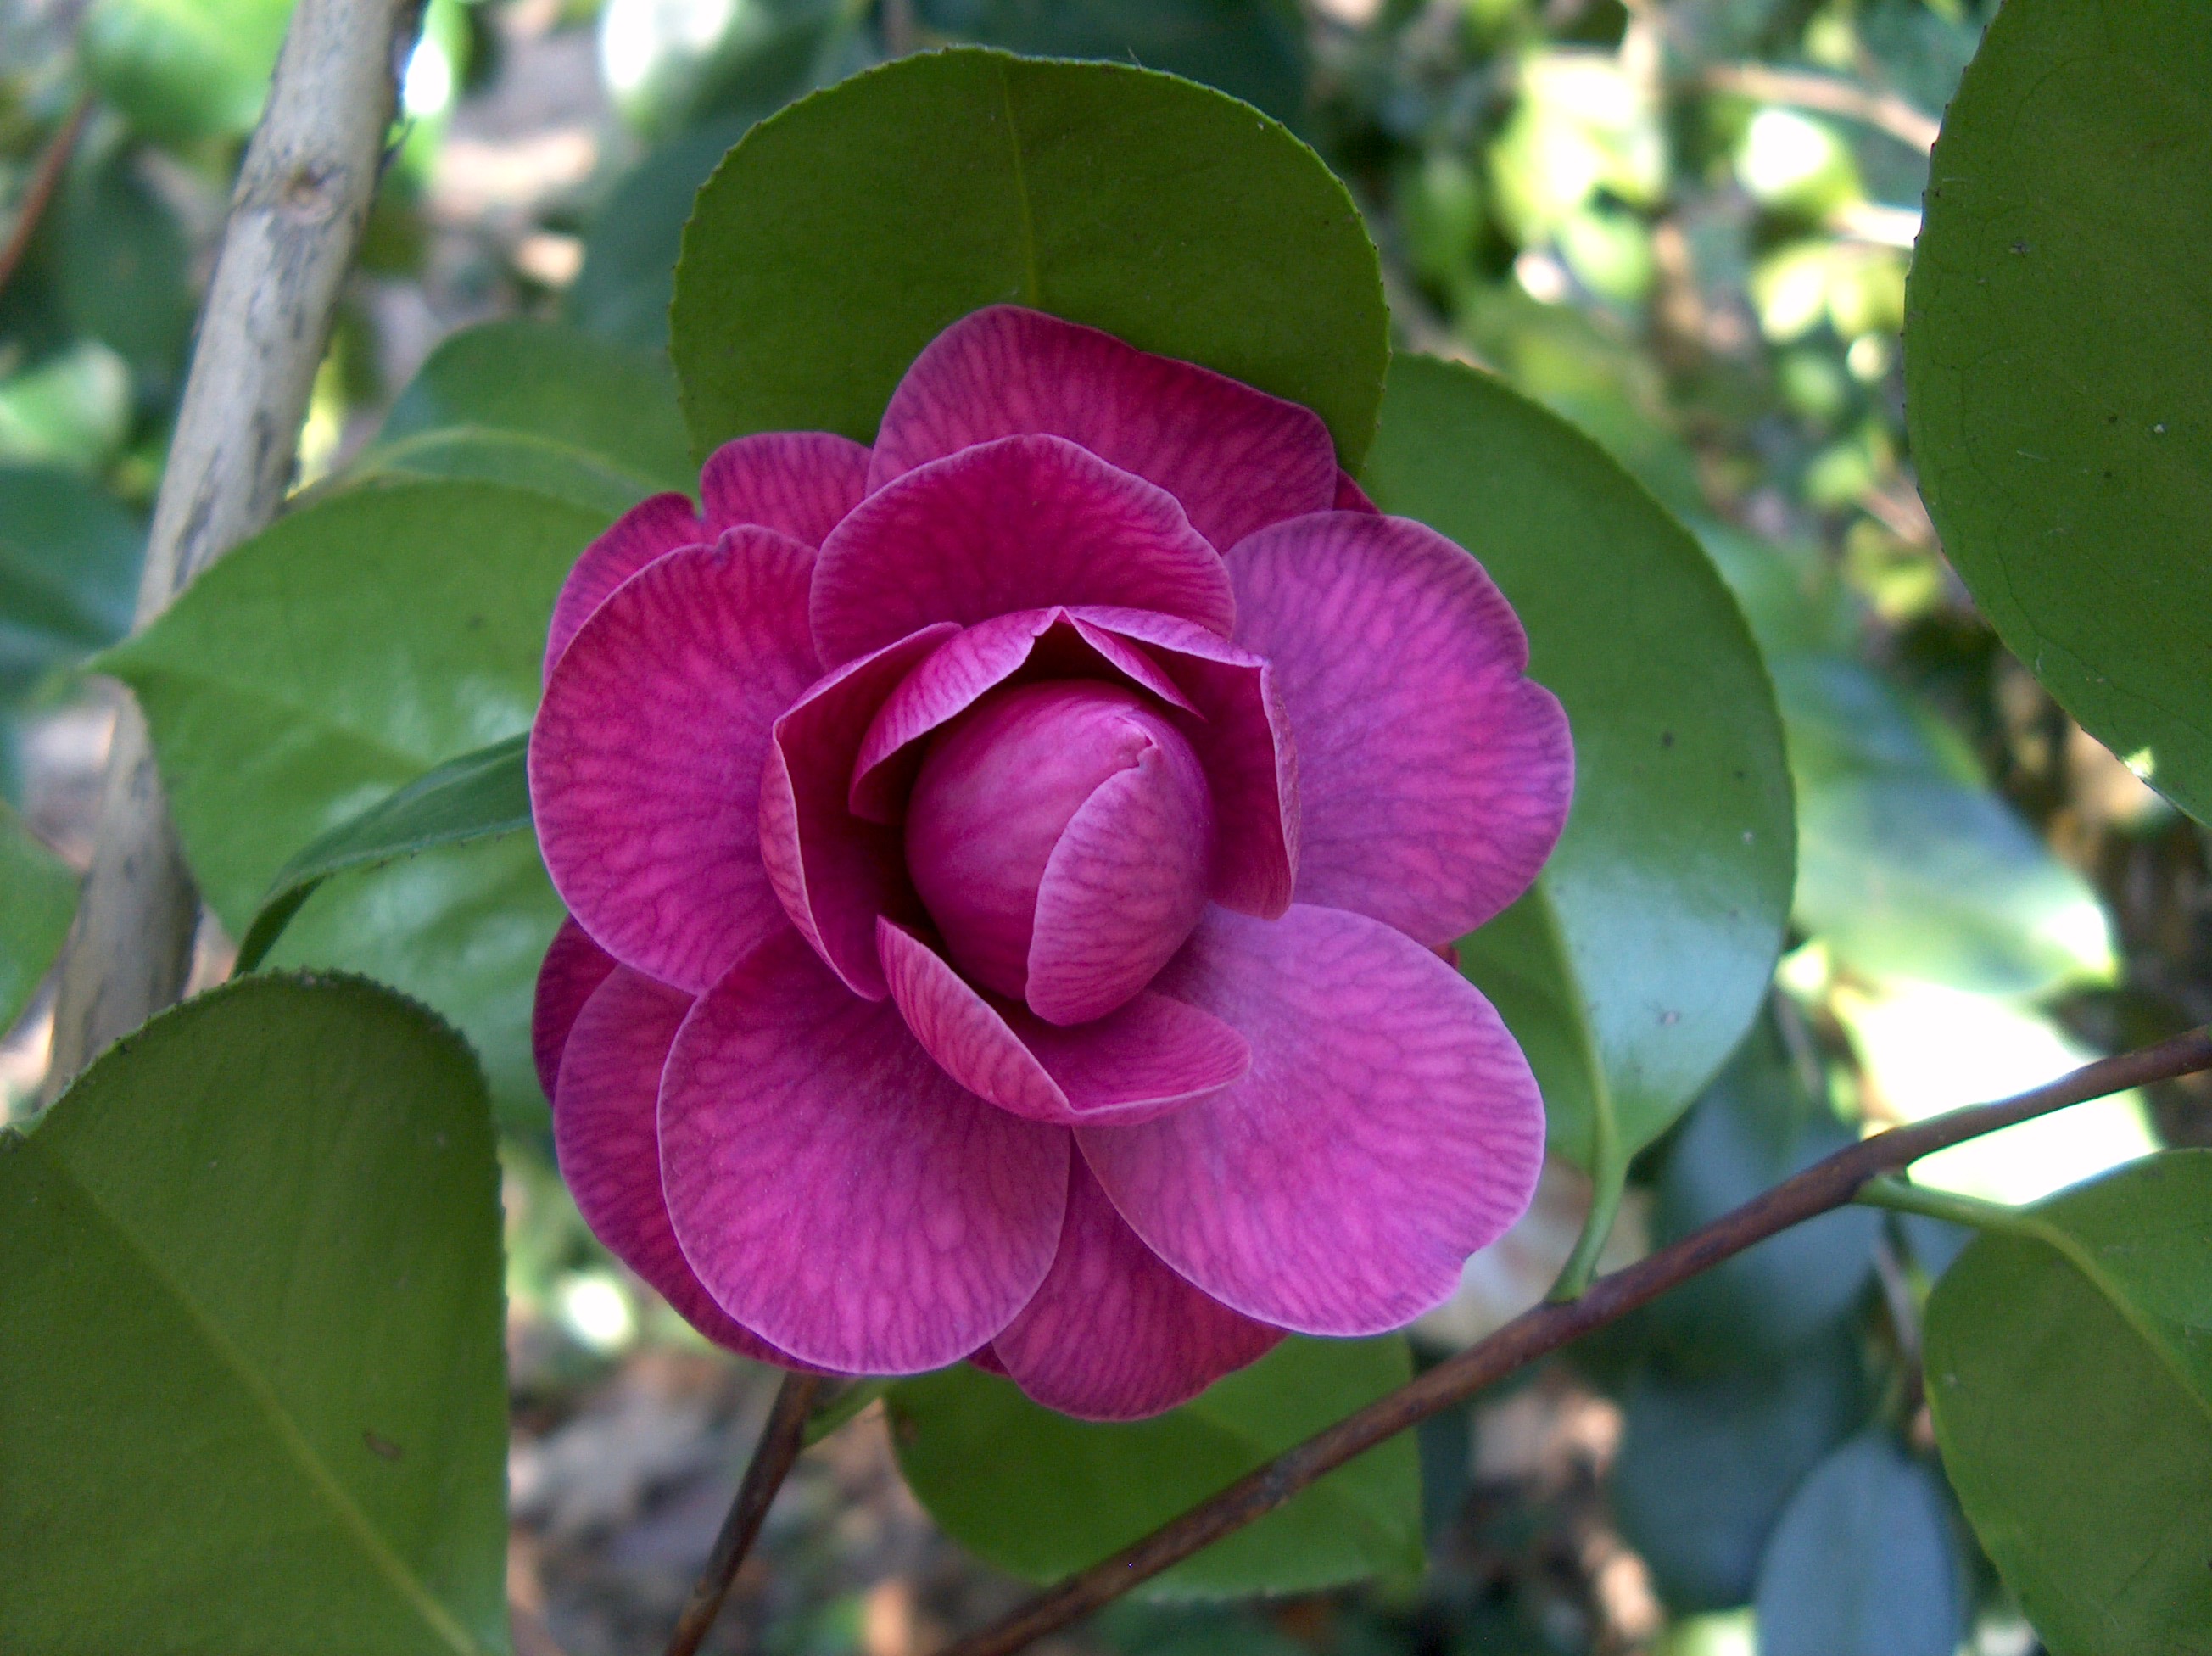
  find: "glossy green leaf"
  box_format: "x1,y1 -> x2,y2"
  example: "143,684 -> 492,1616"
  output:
919,0 -> 1310,127
1645,1013 -> 1880,1361
1924,1150 -> 2212,1654
569,119 -> 750,352
0,462 -> 142,703
355,431 -> 665,521
1751,1431 -> 1961,1656
1904,0 -> 2212,824
671,48 -> 1388,465
80,0 -> 293,145
371,321 -> 695,495
1364,354 -> 1794,1166
0,801 -> 75,1033
0,973 -> 508,1653
237,735 -> 530,973
889,1337 -> 1422,1597
102,478 -> 606,1118
1612,1328 -> 1867,1614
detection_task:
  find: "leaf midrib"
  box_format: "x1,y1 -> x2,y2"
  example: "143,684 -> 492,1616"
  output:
23,1127 -> 491,1656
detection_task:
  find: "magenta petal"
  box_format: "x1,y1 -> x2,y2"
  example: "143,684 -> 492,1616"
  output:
849,609 -> 1193,823
1071,607 -> 1299,919
1025,734 -> 1214,1025
969,1344 -> 1010,1376
700,431 -> 872,546
1333,470 -> 1380,514
878,919 -> 1248,1127
1225,512 -> 1572,945
554,966 -> 813,1368
532,916 -> 617,1100
659,931 -> 1070,1373
1079,904 -> 1545,1336
543,492 -> 707,682
996,1160 -> 1282,1420
531,530 -> 821,993
759,624 -> 956,999
869,306 -> 1338,552
812,434 -> 1235,667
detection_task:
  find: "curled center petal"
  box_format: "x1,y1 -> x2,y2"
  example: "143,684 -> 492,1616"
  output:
903,680 -> 1212,1017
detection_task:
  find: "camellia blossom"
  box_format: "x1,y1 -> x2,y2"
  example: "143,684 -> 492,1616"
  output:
529,305 -> 1573,1420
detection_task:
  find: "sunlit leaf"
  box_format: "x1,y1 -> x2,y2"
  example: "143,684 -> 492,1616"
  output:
0,973 -> 508,1653
1905,0 -> 2212,823
80,0 -> 294,145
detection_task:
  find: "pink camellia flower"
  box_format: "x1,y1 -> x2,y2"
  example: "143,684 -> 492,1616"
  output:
528,306 -> 1573,1419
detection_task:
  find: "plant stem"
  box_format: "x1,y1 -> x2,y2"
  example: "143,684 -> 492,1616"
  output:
1548,1119 -> 1624,1301
664,1370 -> 828,1656
1856,1174 -> 2032,1236
0,90 -> 92,302
802,1376 -> 890,1447
42,0 -> 421,1097
936,1024 -> 2212,1656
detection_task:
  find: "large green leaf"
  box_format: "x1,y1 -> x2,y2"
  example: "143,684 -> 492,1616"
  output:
919,0 -> 1310,128
0,462 -> 142,704
0,973 -> 508,1653
1924,1150 -> 2212,1654
237,735 -> 530,973
1363,355 -> 1794,1166
102,478 -> 606,1118
1904,0 -> 2212,824
0,801 -> 75,1034
80,0 -> 294,145
1751,1431 -> 1962,1656
889,1336 -> 1421,1597
670,48 -> 1388,465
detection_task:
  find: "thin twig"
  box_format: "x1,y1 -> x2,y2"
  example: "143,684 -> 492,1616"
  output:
42,0 -> 420,1097
665,1370 -> 829,1656
1701,62 -> 1941,153
939,1025 -> 2212,1656
0,89 -> 92,302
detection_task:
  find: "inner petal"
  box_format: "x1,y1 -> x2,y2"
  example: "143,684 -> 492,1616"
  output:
903,680 -> 1213,1015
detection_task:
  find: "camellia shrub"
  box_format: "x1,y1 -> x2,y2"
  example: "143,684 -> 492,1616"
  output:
3,4 -> 2209,1653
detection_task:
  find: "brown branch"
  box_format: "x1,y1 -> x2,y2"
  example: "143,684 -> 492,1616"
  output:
940,1024 -> 2212,1656
1701,62 -> 1941,154
665,1370 -> 829,1656
0,90 -> 92,300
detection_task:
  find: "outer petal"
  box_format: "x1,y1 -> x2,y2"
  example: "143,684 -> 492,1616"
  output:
532,916 -> 616,1099
849,608 -> 1192,823
869,306 -> 1338,552
553,966 -> 811,1368
758,623 -> 957,999
659,931 -> 1070,1373
877,919 -> 1248,1127
1333,470 -> 1380,513
1071,607 -> 1299,919
1079,904 -> 1545,1337
543,492 -> 706,682
994,1160 -> 1283,1421
1225,512 -> 1572,945
530,529 -> 820,993
812,434 -> 1235,667
700,431 -> 872,545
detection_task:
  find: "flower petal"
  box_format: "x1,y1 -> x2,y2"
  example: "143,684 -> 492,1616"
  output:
531,529 -> 820,993
1225,512 -> 1572,945
1072,607 -> 1299,919
759,624 -> 956,999
1025,736 -> 1214,1025
1079,904 -> 1545,1336
700,431 -> 872,545
995,1159 -> 1282,1420
554,965 -> 812,1368
869,306 -> 1338,552
1333,470 -> 1380,513
659,931 -> 1070,1373
543,492 -> 706,682
813,434 -> 1234,667
532,915 -> 616,1099
877,918 -> 1248,1127
849,608 -> 1193,824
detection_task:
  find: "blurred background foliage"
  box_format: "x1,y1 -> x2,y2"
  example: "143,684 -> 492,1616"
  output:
3,0 -> 2206,1652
